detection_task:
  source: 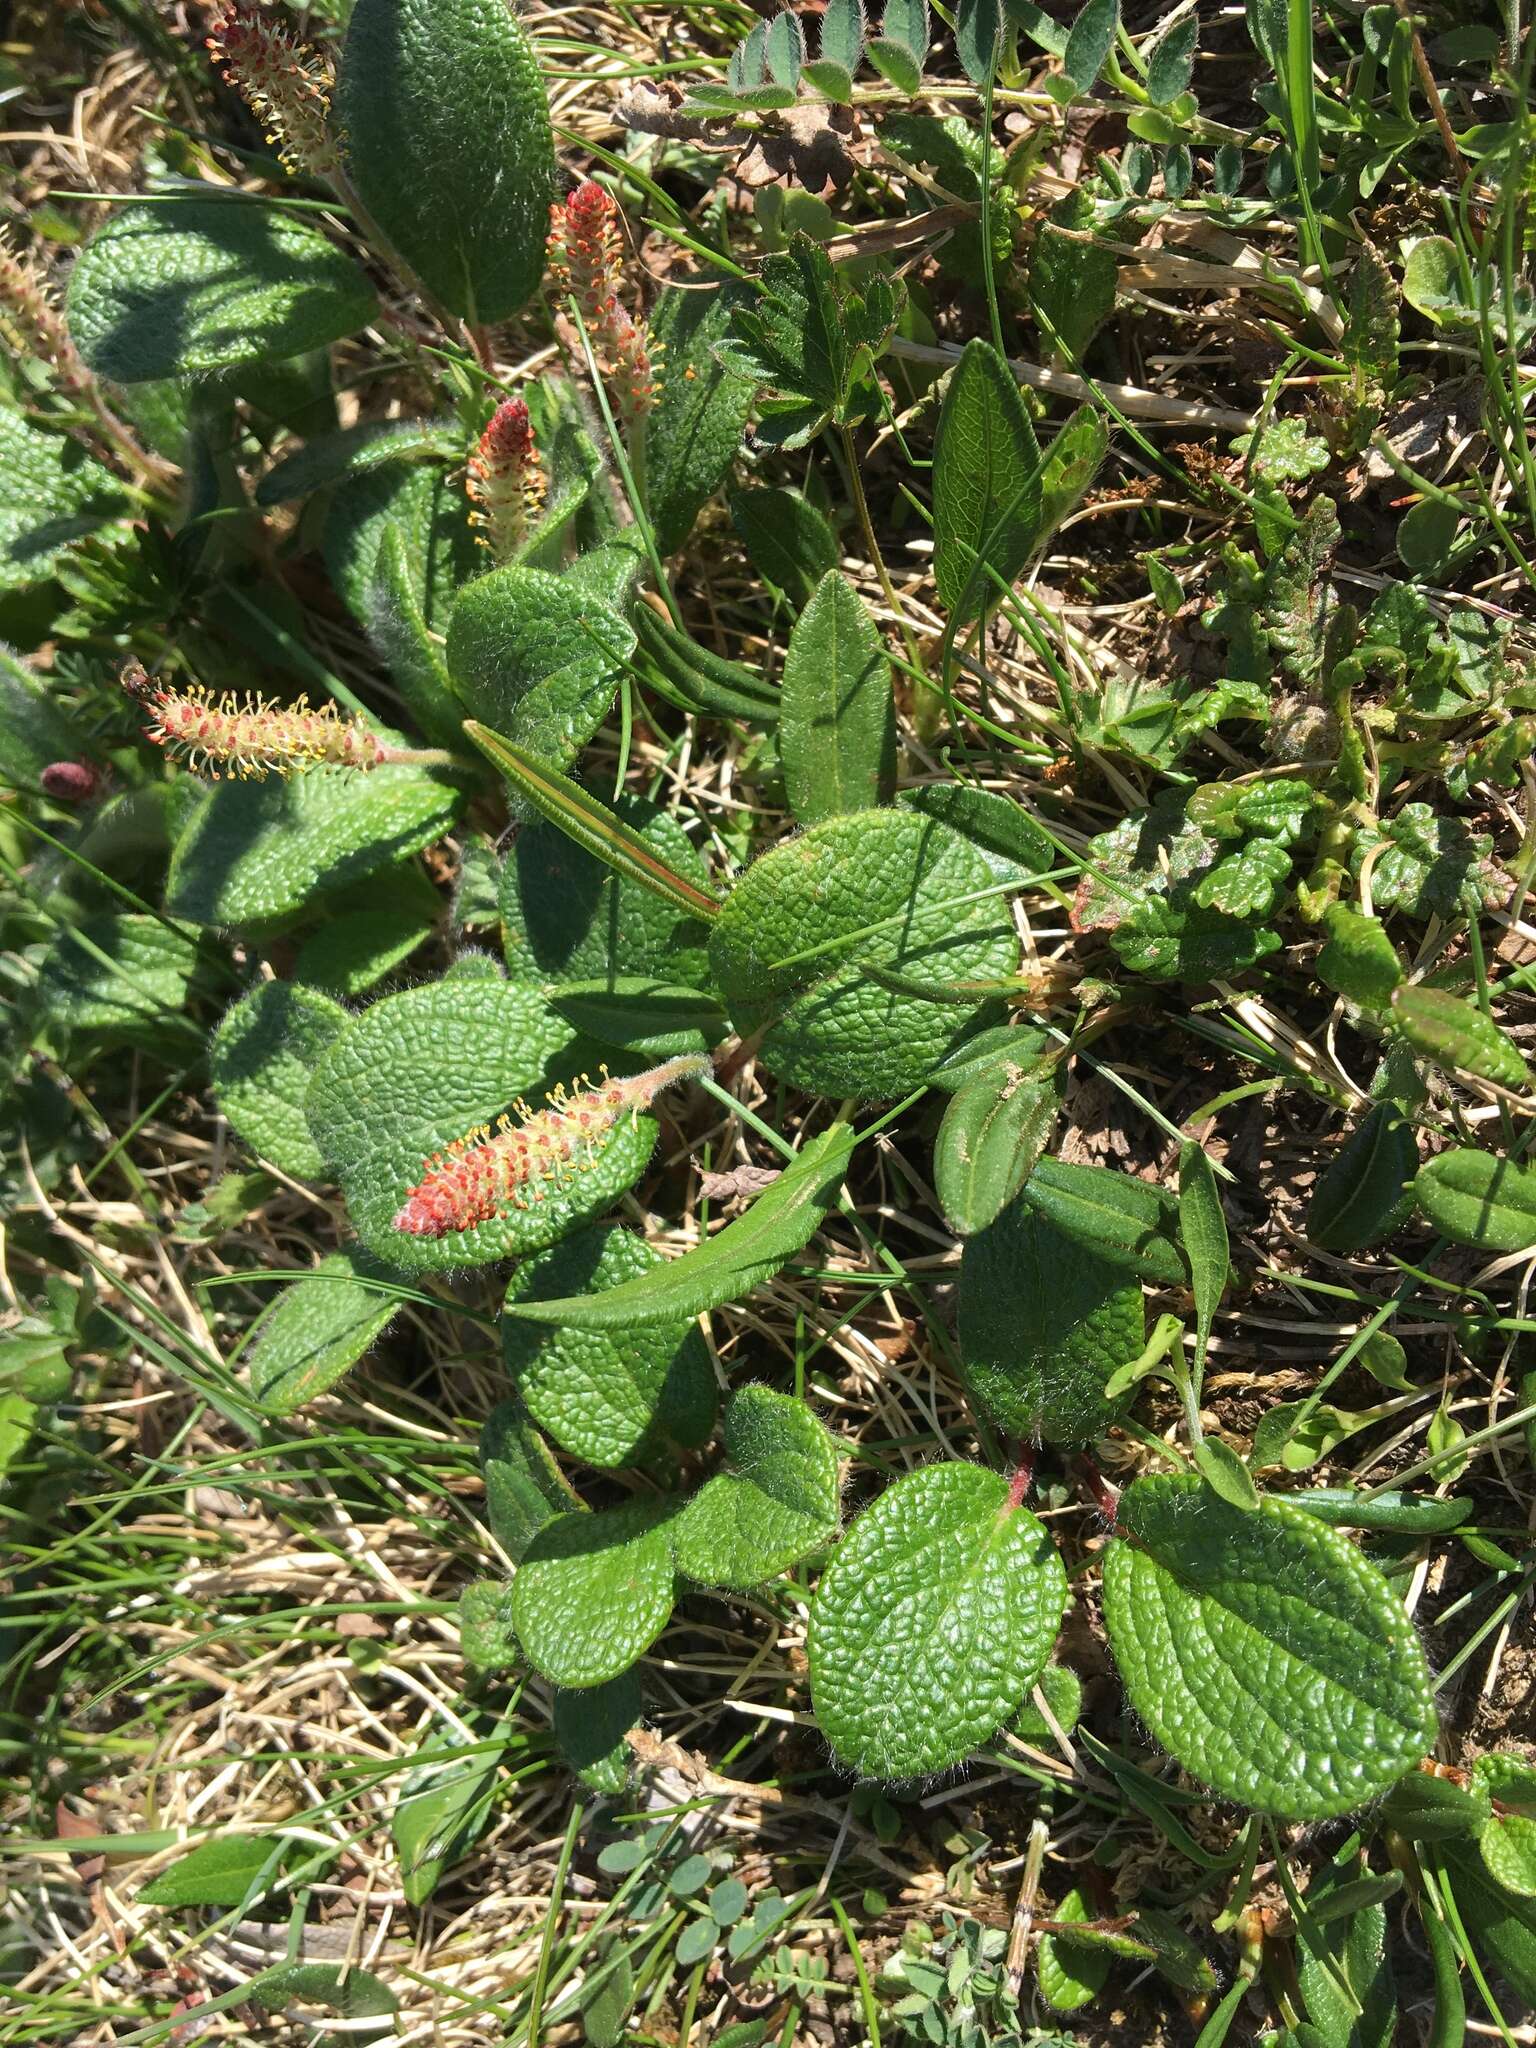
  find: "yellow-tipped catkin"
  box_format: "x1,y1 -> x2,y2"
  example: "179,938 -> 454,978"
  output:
207,2 -> 339,180
123,662 -> 387,780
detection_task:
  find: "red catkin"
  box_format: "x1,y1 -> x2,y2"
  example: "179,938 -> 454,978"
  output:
466,396 -> 546,559
123,661 -> 387,780
207,2 -> 339,179
547,182 -> 659,426
393,1055 -> 710,1238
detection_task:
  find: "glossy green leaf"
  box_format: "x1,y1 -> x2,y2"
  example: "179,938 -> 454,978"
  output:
1391,985 -> 1528,1090
1415,1147 -> 1536,1251
958,1203 -> 1142,1445
210,981 -> 349,1179
779,570 -> 895,825
1020,1157 -> 1186,1286
1102,1474 -> 1438,1818
1178,1141 -> 1228,1370
392,1725 -> 502,1905
933,338 -> 1042,628
808,1462 -> 1067,1778
304,974 -> 657,1271
1037,1890 -> 1109,2011
709,810 -> 1016,1096
511,1497 -> 679,1687
499,1121 -> 855,1331
166,762 -> 461,931
1307,1104 -> 1417,1253
0,406 -> 129,591
1011,1660 -> 1083,1743
479,1399 -> 581,1561
673,1385 -> 841,1588
1378,1770 -> 1491,1841
501,1225 -> 717,1467
335,0 -> 554,323
935,1062 -> 1064,1236
466,722 -> 723,922
243,1250 -> 400,1417
1317,905 -> 1403,1013
65,199 -> 373,381
1475,1755 -> 1536,1897
140,1835 -> 287,1909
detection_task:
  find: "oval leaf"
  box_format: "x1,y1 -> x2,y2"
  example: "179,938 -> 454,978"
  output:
243,1250 -> 401,1417
673,1385 -> 841,1588
210,981 -> 349,1180
1415,1147 -> 1536,1251
510,1497 -> 679,1688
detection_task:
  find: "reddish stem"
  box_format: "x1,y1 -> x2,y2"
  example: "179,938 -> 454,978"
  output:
1078,1455 -> 1121,1528
1006,1451 -> 1035,1511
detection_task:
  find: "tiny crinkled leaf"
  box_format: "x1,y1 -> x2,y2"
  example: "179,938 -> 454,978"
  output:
1474,1755 -> 1536,1897
510,1497 -> 679,1687
959,1202 -> 1142,1445
1191,837 -> 1290,918
500,1121 -> 855,1331
554,1669 -> 642,1792
65,199 -> 374,382
1011,1660 -> 1083,1743
210,981 -> 349,1179
501,1225 -> 717,1467
779,570 -> 895,825
933,338 -> 1042,628
673,1385 -> 841,1588
335,0 -> 553,324
709,810 -> 1017,1097
0,406 -> 129,591
166,762 -> 461,931
1351,802 -> 1503,920
1308,1104 -> 1417,1253
447,564 -> 632,773
391,1725 -> 502,1907
243,1250 -> 401,1417
479,1399 -> 582,1561
807,1461 -> 1068,1779
304,975 -> 656,1272
1102,1474 -> 1438,1818
500,796 -> 713,990
934,1062 -> 1064,1237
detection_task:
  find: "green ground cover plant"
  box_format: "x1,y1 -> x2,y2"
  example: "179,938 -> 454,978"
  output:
4,0 -> 1536,2040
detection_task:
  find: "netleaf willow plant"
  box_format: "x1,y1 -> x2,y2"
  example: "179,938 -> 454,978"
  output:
13,0 -> 1536,2024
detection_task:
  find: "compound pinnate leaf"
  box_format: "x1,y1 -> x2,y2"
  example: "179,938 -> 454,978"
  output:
447,564 -> 632,773
553,1669 -> 642,1792
304,976 -> 656,1271
335,0 -> 553,324
510,1497 -> 679,1687
167,762 -> 461,931
500,796 -> 714,989
65,199 -> 374,382
779,571 -> 895,825
1307,1104 -> 1417,1253
807,1462 -> 1067,1779
210,981 -> 349,1179
1020,1157 -> 1186,1286
709,810 -> 1016,1097
959,1204 -> 1141,1445
644,285 -> 755,554
479,1399 -> 582,1561
501,1225 -> 717,1467
0,406 -> 128,591
1101,1474 -> 1438,1818
499,1121 -> 855,1332
673,1386 -> 841,1588
1415,1147 -> 1536,1251
244,1251 -> 400,1417
933,338 -> 1042,628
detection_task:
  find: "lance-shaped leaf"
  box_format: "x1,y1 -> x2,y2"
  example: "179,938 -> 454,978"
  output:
808,1462 -> 1068,1779
730,485 -> 840,606
391,1724 -> 503,1906
1102,1474 -> 1437,1818
465,722 -> 723,921
335,0 -> 554,324
643,284 -> 755,554
501,1122 -> 856,1332
935,1062 -> 1065,1237
673,1386 -> 841,1588
779,570 -> 895,825
632,604 -> 780,724
933,338 -> 1042,628
1019,1156 -> 1185,1285
1415,1147 -> 1536,1251
1307,1104 -> 1417,1252
1391,985 -> 1528,1090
